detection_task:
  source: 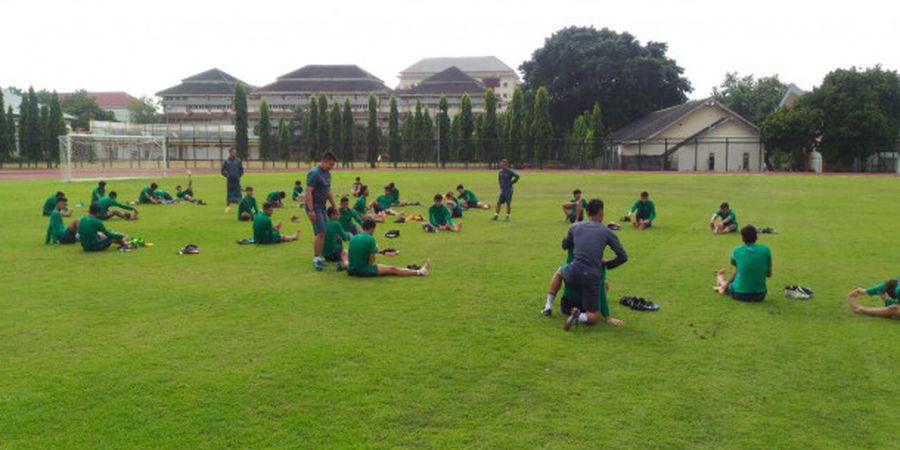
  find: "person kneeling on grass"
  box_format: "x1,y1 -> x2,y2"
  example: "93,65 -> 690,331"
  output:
267,190 -> 287,208
292,180 -> 304,204
714,225 -> 772,302
138,183 -> 163,204
96,191 -> 138,220
238,187 -> 259,221
43,191 -> 71,217
339,196 -> 363,235
710,202 -> 737,234
78,204 -> 131,252
456,184 -> 489,210
347,219 -> 430,278
628,191 -> 656,230
322,206 -> 351,270
562,189 -> 587,223
253,202 -> 300,244
45,196 -> 79,245
561,199 -> 629,331
426,194 -> 462,232
847,277 -> 900,319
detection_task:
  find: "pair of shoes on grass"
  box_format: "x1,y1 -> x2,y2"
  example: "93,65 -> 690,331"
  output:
784,285 -> 813,300
619,296 -> 660,311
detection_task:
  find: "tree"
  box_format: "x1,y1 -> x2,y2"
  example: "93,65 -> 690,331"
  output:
317,93 -> 329,157
760,105 -> 822,170
413,100 -> 425,162
59,90 -> 115,130
402,111 -> 416,163
277,118 -> 291,161
233,83 -> 249,159
330,101 -> 341,164
40,105 -> 53,166
4,107 -> 15,161
257,99 -> 272,160
20,87 -> 42,162
127,95 -> 162,124
388,96 -> 401,167
366,94 -> 379,168
307,97 -> 318,161
530,87 -> 553,167
569,114 -> 592,167
459,94 -> 474,165
449,113 -> 462,162
422,109 -> 434,165
437,96 -> 450,167
713,72 -> 787,126
589,101 -> 606,160
0,86 -> 7,163
520,26 -> 691,132
480,89 -> 499,165
341,99 -> 354,166
507,86 -> 526,164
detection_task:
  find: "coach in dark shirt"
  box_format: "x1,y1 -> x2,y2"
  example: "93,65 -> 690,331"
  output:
221,147 -> 244,206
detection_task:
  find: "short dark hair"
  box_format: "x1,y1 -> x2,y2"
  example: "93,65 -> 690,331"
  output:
434,194 -> 443,201
56,191 -> 65,197
720,202 -> 729,210
641,191 -> 649,198
98,181 -> 106,187
360,185 -> 368,194
322,151 -> 338,162
384,185 -> 392,190
56,197 -> 68,203
445,192 -> 454,198
327,206 -> 337,216
150,182 -> 158,190
340,196 -> 349,203
456,184 -> 464,190
246,186 -> 254,192
262,202 -> 274,210
278,191 -> 286,199
109,191 -> 118,198
586,199 -> 604,216
362,219 -> 376,231
295,180 -> 301,185
355,176 -> 360,181
573,189 -> 582,195
89,203 -> 100,214
176,185 -> 182,190
885,279 -> 899,299
741,225 -> 758,244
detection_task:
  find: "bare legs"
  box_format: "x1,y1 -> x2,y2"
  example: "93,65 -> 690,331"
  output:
848,289 -> 900,318
377,259 -> 430,277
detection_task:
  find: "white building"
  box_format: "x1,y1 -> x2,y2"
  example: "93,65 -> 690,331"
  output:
398,56 -> 519,105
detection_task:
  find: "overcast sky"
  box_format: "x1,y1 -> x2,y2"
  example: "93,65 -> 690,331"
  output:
4,0 -> 898,100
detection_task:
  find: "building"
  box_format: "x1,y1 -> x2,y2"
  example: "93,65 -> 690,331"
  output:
156,68 -> 252,125
394,66 -> 485,115
612,98 -> 764,171
59,92 -> 137,122
398,56 -> 519,104
252,65 -> 392,120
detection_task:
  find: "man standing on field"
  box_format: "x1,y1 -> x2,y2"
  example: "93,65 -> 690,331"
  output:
493,159 -> 520,221
221,147 -> 244,206
306,151 -> 338,271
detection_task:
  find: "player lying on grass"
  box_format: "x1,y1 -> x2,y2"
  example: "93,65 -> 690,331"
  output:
493,159 -> 520,221
352,185 -> 385,223
561,198 -> 629,331
253,202 -> 300,244
710,202 -> 737,234
267,190 -> 287,208
91,181 -> 106,204
154,188 -> 174,202
96,191 -> 138,220
456,184 -> 489,210
628,191 -> 656,230
714,225 -> 772,302
445,192 -> 463,218
45,196 -> 79,245
138,183 -> 163,204
175,173 -> 203,204
292,180 -> 304,204
78,204 -> 131,252
562,189 -> 587,223
847,277 -> 900,319
339,196 -> 364,235
372,185 -> 403,216
425,194 -> 462,232
43,191 -> 71,217
347,219 -> 430,278
322,206 -> 350,270
238,187 -> 258,221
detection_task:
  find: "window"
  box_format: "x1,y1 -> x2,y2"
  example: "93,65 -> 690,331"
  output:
742,152 -> 750,171
707,153 -> 715,171
503,82 -> 508,87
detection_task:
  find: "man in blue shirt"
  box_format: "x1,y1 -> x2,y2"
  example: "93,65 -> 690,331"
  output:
493,159 -> 520,221
306,151 -> 338,270
221,147 -> 244,207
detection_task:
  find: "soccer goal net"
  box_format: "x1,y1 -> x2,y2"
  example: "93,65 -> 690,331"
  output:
59,134 -> 167,182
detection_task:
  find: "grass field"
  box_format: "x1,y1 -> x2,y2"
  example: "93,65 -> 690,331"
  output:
0,170 -> 897,449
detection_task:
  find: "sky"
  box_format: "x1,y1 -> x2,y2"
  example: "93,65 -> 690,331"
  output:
3,0 -> 898,100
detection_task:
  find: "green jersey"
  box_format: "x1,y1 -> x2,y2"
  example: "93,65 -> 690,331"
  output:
353,195 -> 368,214
252,212 -> 281,244
154,190 -> 172,200
78,215 -> 122,251
348,232 -> 377,273
730,244 -> 772,294
238,195 -> 258,218
715,209 -> 737,228
323,219 -> 350,257
176,188 -> 193,199
267,190 -> 281,203
390,188 -> 400,204
865,277 -> 900,306
458,189 -> 478,204
138,187 -> 156,204
96,197 -> 134,216
292,185 -> 304,198
339,207 -> 363,231
376,194 -> 392,210
43,194 -> 59,216
45,209 -> 66,244
630,199 -> 656,222
91,187 -> 105,204
428,203 -> 453,226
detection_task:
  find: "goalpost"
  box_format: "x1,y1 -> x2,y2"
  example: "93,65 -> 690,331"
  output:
59,134 -> 167,182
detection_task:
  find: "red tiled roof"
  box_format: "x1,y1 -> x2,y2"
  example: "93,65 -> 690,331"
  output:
58,91 -> 137,109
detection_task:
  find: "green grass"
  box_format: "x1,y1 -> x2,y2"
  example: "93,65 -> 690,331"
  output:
0,170 -> 897,449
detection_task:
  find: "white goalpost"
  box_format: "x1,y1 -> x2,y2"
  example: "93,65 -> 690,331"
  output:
59,134 -> 167,182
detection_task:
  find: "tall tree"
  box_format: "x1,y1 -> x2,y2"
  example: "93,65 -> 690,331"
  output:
760,105 -> 822,170
127,95 -> 162,124
0,86 -> 7,163
307,97 -> 319,161
713,72 -> 787,126
413,100 -> 425,162
481,89 -> 499,165
233,83 -> 249,159
507,86 -> 525,164
531,87 -> 553,167
589,101 -> 606,160
317,93 -> 329,156
341,99 -> 354,166
3,107 -> 15,162
402,111 -> 416,162
449,113 -> 462,162
422,109 -> 434,165
330,101 -> 341,163
48,92 -> 66,163
388,96 -> 401,167
437,96 -> 450,167
366,94 -> 379,168
459,94 -> 474,165
277,118 -> 291,161
257,99 -> 272,160
520,26 -> 691,131
22,88 -> 42,162
58,90 -> 116,130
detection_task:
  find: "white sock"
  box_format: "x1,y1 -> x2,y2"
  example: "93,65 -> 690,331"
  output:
544,293 -> 556,309
578,313 -> 589,323
314,256 -> 321,263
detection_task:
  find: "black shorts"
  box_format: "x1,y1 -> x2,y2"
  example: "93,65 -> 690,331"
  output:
729,289 -> 766,302
562,265 -> 602,313
348,267 -> 378,277
85,237 -> 113,252
324,251 -> 343,262
497,190 -> 513,205
451,207 -> 463,218
238,215 -> 251,222
59,228 -> 78,244
373,203 -> 385,213
465,200 -> 478,208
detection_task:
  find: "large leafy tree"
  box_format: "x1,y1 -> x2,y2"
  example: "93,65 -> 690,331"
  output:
59,90 -> 115,131
128,95 -> 162,124
761,105 -> 822,170
257,99 -> 272,160
366,94 -> 379,168
530,87 -> 553,167
341,99 -> 354,165
233,83 -> 249,159
713,72 -> 787,126
480,89 -> 499,165
520,26 -> 691,132
387,96 -> 401,167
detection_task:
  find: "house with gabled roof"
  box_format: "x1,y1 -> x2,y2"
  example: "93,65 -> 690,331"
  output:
398,56 -> 519,103
156,68 -> 253,125
612,98 -> 764,171
58,91 -> 137,122
394,66 -> 486,115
